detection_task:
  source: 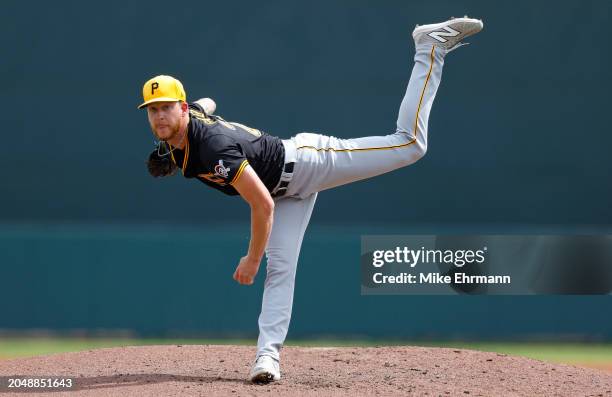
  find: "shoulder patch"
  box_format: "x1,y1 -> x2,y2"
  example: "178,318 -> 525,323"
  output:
214,160 -> 231,178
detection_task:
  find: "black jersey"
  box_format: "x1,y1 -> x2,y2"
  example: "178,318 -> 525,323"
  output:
168,103 -> 285,196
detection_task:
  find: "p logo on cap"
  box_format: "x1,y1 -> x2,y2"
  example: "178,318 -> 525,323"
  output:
138,75 -> 186,109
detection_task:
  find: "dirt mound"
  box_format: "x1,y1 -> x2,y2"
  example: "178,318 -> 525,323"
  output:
0,345 -> 611,396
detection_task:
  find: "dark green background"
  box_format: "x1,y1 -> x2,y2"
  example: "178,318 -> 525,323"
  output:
1,1 -> 611,338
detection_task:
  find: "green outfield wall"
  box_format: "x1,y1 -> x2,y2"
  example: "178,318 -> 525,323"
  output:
1,224 -> 611,339
1,0 -> 610,225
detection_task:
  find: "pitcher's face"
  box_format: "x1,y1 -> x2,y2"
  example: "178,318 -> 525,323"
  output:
146,101 -> 184,141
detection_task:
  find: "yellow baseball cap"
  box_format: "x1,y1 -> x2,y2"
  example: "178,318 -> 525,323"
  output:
138,75 -> 187,109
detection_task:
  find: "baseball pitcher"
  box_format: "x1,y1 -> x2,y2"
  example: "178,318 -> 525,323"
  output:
138,17 -> 484,383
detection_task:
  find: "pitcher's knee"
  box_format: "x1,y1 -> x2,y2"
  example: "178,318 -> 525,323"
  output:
394,140 -> 427,168
415,141 -> 427,160
396,131 -> 427,160
265,264 -> 296,283
264,254 -> 298,283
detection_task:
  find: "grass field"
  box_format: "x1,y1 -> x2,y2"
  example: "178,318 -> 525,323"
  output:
0,338 -> 610,372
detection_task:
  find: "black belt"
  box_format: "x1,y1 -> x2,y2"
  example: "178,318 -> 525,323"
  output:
271,162 -> 295,198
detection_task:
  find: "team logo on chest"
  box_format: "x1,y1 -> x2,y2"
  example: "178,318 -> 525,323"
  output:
214,160 -> 230,178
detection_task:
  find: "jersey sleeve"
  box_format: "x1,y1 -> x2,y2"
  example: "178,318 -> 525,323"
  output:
189,102 -> 207,116
200,134 -> 249,186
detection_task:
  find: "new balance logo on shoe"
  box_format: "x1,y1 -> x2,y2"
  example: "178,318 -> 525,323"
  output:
427,26 -> 460,43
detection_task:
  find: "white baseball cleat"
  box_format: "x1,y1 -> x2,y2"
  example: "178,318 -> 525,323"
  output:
413,16 -> 484,52
249,355 -> 281,384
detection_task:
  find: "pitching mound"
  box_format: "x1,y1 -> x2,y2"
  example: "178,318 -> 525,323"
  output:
1,345 -> 611,396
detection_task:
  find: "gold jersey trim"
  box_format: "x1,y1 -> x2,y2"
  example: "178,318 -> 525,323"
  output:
230,159 -> 249,185
169,131 -> 190,175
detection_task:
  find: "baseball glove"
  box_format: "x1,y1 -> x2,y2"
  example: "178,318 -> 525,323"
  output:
146,148 -> 178,177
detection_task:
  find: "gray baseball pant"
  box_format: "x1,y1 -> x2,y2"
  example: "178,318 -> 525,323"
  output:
257,43 -> 447,361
